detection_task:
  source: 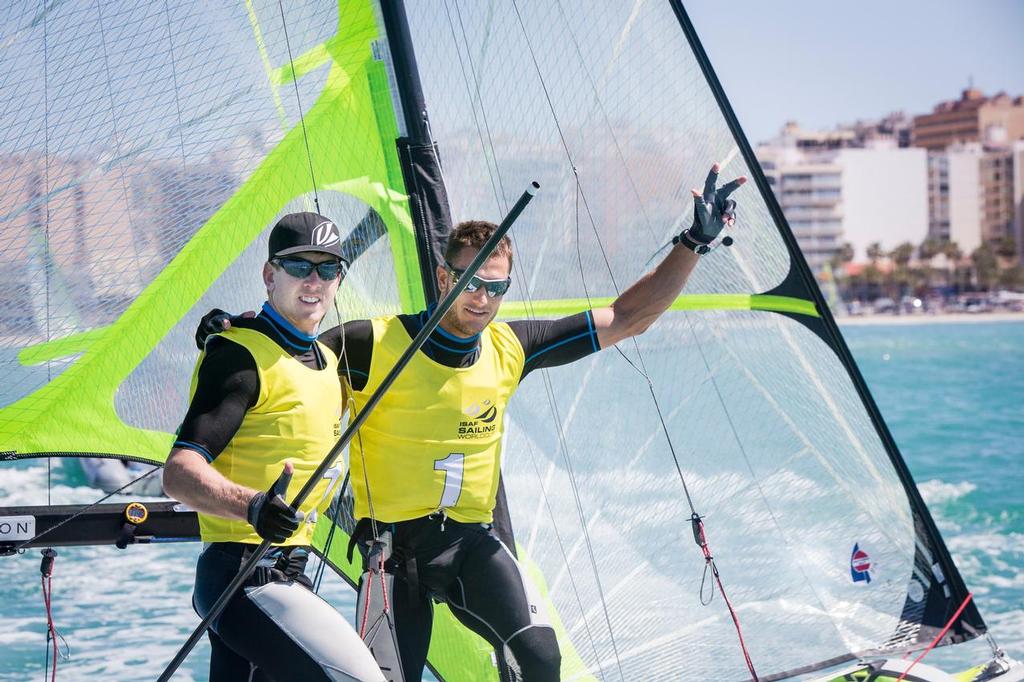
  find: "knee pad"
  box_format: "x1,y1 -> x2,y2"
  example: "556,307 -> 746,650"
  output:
507,626 -> 561,681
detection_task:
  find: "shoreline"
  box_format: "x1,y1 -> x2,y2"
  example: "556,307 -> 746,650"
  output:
836,311 -> 1024,326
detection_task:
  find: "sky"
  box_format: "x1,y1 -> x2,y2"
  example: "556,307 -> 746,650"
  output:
686,0 -> 1024,144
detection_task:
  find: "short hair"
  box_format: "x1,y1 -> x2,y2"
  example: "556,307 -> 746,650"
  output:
444,220 -> 514,269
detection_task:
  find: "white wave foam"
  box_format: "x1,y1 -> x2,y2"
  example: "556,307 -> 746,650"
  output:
919,479 -> 977,504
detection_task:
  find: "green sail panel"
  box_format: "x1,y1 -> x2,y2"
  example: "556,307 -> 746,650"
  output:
0,0 -> 422,465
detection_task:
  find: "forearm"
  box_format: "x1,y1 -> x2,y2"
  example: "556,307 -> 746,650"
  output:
163,449 -> 256,521
597,242 -> 698,347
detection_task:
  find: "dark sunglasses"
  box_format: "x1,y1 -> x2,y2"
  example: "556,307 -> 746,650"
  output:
445,262 -> 511,298
273,257 -> 347,281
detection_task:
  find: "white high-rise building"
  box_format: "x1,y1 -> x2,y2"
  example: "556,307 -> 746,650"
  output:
757,121 -> 928,274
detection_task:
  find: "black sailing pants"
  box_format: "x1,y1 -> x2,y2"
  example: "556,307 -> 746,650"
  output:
359,516 -> 561,682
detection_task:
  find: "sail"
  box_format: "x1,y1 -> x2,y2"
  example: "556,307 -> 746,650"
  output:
397,1 -> 984,680
0,1 -> 989,681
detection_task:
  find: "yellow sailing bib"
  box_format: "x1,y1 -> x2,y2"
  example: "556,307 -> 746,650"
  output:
350,317 -> 524,523
194,327 -> 344,545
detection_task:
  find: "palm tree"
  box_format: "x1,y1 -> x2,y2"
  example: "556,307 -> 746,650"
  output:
890,242 -> 915,299
943,241 -> 962,292
971,243 -> 999,291
866,242 -> 883,264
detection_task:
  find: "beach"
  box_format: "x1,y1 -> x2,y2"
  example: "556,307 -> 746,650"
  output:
837,311 -> 1024,326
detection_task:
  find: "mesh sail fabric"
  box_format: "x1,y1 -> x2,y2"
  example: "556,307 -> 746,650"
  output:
403,1 -> 952,679
0,0 -> 417,464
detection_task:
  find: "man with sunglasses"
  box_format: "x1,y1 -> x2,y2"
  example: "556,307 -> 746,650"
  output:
164,212 -> 385,682
198,166 -> 744,681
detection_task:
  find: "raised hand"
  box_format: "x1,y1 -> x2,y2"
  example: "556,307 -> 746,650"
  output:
687,163 -> 746,245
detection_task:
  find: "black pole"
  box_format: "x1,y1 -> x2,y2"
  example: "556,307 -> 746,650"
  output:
379,0 -> 430,143
380,0 -> 450,304
668,0 -> 983,643
156,182 -> 539,682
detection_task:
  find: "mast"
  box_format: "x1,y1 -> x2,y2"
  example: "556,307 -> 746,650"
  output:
378,0 -> 451,304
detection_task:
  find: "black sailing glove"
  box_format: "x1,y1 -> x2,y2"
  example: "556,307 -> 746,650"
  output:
247,466 -> 304,544
677,164 -> 746,250
194,308 -> 232,350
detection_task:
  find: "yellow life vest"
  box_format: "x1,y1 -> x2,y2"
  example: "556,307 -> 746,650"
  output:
349,317 -> 524,523
194,327 -> 344,545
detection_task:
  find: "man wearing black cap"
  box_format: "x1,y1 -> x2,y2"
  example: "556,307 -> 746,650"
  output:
163,213 -> 385,682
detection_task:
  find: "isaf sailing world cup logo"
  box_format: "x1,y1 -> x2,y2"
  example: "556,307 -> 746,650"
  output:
458,399 -> 498,439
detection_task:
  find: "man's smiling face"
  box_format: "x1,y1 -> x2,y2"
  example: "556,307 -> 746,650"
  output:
436,249 -> 512,338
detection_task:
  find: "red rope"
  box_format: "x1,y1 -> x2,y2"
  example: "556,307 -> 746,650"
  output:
895,592 -> 974,682
359,552 -> 390,639
378,553 -> 390,614
358,576 -> 373,639
41,567 -> 58,682
695,518 -> 759,681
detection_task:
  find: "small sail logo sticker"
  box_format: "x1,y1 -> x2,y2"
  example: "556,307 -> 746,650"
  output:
312,221 -> 340,247
850,543 -> 872,583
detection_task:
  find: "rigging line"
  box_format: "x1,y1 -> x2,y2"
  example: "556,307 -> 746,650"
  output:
447,0 -> 507,207
507,0 -> 715,523
311,299 -> 347,593
534,363 -> 622,680
444,2 -> 615,670
440,0 -> 502,211
42,0 -> 51,507
161,0 -> 187,173
436,7 -> 608,670
521,428 -> 608,677
446,0 -> 554,320
11,464 -> 161,553
508,3 -> 627,678
441,6 -> 608,666
896,593 -> 974,682
453,1 -> 619,669
275,0 -> 320,214
507,2 -> 760,675
550,0 -> 658,244
333,295 -> 379,566
93,0 -> 143,276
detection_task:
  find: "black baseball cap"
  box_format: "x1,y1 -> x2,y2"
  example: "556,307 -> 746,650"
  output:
268,212 -> 345,261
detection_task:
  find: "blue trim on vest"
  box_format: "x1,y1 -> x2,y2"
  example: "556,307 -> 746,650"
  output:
260,302 -> 316,351
525,329 -> 598,366
585,309 -> 599,352
174,440 -> 215,463
415,308 -> 481,353
427,335 -> 479,354
433,319 -> 481,343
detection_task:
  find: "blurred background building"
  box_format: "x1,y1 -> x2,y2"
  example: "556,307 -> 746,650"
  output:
756,88 -> 1024,302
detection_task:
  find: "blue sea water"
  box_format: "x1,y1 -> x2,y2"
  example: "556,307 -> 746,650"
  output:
0,320 -> 1021,680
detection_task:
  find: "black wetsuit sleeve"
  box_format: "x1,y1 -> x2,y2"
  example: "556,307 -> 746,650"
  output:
508,311 -> 600,380
174,338 -> 259,462
319,320 -> 374,391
